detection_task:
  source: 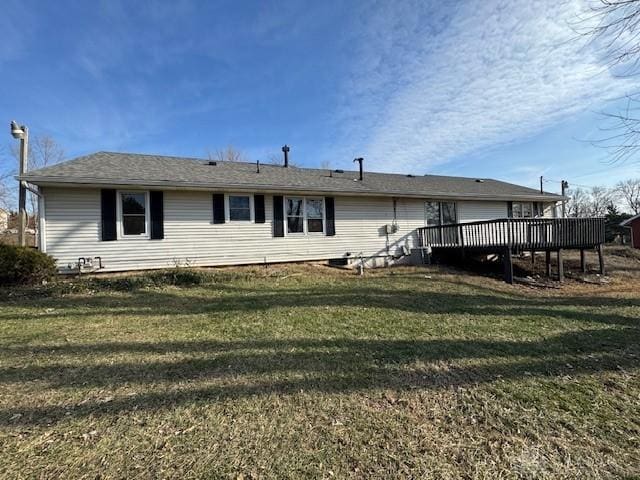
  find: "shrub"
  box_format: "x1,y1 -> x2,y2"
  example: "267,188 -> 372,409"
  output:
0,245 -> 57,286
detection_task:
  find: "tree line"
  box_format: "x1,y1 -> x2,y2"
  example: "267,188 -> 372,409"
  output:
566,179 -> 640,217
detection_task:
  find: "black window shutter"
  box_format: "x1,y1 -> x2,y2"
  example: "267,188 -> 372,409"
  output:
273,195 -> 284,237
100,189 -> 117,241
325,196 -> 336,236
150,191 -> 164,239
533,202 -> 540,217
254,195 -> 265,223
213,194 -> 225,224
507,201 -> 513,218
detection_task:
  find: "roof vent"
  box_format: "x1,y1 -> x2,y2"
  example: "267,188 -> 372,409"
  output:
208,161 -> 217,166
475,178 -> 485,183
334,169 -> 344,173
407,174 -> 415,178
353,157 -> 364,181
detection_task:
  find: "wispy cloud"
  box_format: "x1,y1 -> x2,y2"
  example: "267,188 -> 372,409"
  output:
334,0 -> 640,173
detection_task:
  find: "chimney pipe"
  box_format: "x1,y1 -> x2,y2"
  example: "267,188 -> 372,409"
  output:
282,145 -> 290,168
353,157 -> 364,181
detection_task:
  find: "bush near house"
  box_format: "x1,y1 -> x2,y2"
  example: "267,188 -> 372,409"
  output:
0,244 -> 56,285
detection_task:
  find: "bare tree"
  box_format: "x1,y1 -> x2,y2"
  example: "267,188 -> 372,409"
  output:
10,135 -> 65,225
0,172 -> 11,210
566,187 -> 591,217
0,146 -> 12,210
616,178 -> 640,213
207,146 -> 247,163
575,0 -> 640,162
265,151 -> 297,167
588,185 -> 615,216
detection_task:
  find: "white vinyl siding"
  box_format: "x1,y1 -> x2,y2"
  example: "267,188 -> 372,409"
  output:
457,201 -> 508,223
42,188 -> 554,273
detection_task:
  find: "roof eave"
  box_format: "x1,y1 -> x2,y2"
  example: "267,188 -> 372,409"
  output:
620,214 -> 640,226
20,175 -> 566,202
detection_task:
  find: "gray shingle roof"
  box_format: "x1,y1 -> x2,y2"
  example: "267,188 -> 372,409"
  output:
21,151 -> 563,201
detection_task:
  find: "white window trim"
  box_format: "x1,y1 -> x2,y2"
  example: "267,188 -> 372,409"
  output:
225,193 -> 254,223
117,190 -> 150,239
424,200 -> 457,226
512,201 -> 535,219
283,196 -> 326,236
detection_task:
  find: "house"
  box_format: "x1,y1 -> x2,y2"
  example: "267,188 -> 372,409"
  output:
620,214 -> 640,249
20,151 -> 566,274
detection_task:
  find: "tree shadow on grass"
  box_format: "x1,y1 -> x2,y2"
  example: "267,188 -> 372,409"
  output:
0,325 -> 638,426
1,277 -> 638,426
0,284 -> 638,327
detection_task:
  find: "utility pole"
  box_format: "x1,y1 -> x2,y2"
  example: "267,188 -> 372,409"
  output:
10,121 -> 28,247
561,180 -> 569,218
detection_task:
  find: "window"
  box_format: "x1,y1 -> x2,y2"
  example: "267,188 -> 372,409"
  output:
512,202 -> 533,218
228,195 -> 251,221
425,201 -> 457,226
120,192 -> 148,236
306,198 -> 324,233
287,197 -> 304,233
285,196 -> 325,234
425,201 -> 440,226
441,202 -> 457,224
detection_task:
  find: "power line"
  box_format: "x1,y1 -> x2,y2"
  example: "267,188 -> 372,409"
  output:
543,178 -> 599,189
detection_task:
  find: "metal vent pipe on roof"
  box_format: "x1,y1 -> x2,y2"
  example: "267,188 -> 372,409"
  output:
353,157 -> 364,181
282,145 -> 290,168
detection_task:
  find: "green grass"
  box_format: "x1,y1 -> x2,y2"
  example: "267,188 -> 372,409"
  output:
0,264 -> 639,479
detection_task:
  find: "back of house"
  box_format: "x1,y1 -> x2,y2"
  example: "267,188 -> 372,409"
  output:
20,151 -> 563,273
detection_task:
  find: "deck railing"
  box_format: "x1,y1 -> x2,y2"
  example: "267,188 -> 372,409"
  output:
416,217 -> 605,251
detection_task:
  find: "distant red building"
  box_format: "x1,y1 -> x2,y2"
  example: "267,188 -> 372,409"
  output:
621,215 -> 640,249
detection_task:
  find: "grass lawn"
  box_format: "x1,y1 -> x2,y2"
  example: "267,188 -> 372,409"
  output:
0,261 -> 639,479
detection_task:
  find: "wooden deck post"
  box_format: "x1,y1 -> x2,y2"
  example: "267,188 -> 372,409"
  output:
597,244 -> 605,275
557,249 -> 564,282
580,249 -> 587,273
503,247 -> 514,284
545,250 -> 551,277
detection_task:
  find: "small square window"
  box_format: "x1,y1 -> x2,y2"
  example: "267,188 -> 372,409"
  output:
229,195 -> 251,221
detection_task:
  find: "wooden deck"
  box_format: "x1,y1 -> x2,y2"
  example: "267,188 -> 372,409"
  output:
416,218 -> 606,283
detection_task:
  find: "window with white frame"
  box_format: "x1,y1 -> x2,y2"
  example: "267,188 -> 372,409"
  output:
306,198 -> 324,233
286,197 -> 304,233
285,196 -> 325,234
512,202 -> 533,218
120,192 -> 148,236
425,201 -> 457,226
228,194 -> 252,221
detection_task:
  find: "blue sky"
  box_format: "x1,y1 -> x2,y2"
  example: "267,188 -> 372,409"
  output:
2,0 -> 639,195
